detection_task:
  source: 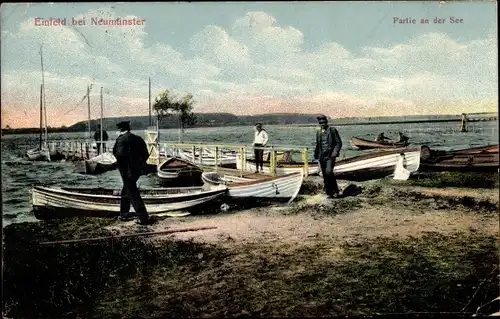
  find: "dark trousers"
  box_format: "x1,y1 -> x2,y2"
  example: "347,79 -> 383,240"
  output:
320,157 -> 340,196
96,143 -> 106,155
254,144 -> 264,170
119,168 -> 149,221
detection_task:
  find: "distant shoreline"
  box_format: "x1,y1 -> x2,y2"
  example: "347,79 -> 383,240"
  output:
2,114 -> 497,135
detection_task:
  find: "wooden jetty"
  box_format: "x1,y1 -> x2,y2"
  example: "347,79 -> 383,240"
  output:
47,128 -> 314,177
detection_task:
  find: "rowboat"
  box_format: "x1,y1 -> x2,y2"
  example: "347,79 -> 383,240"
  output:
32,185 -> 227,219
27,85 -> 51,161
157,157 -> 203,184
75,152 -> 117,175
333,147 -> 421,181
419,145 -> 499,172
350,137 -> 409,150
421,144 -> 498,158
201,171 -> 303,203
27,148 -> 51,161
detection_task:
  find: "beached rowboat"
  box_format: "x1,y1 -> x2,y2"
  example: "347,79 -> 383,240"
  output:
419,145 -> 499,172
333,147 -> 421,181
350,137 -> 409,150
32,185 -> 227,219
237,148 -> 421,180
201,171 -> 303,203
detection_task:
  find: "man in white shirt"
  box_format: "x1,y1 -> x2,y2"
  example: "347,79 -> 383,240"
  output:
253,123 -> 269,173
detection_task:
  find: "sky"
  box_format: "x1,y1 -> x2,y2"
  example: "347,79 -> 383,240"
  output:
0,2 -> 498,128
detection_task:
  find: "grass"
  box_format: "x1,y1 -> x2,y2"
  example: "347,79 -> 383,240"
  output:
2,219 -> 228,318
406,172 -> 499,189
3,218 -> 498,318
286,197 -> 362,216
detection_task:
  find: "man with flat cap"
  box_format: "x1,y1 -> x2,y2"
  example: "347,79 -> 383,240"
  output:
112,121 -> 152,225
313,115 -> 343,198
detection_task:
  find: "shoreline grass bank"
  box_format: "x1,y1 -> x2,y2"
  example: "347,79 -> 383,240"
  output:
3,173 -> 499,318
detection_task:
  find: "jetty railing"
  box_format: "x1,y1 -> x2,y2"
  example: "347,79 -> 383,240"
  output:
46,138 -> 315,177
153,142 -> 315,177
47,140 -> 110,160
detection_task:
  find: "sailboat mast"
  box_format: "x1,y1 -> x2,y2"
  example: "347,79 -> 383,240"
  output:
39,84 -> 43,149
148,77 -> 152,127
87,84 -> 91,139
100,87 -> 103,154
40,45 -> 48,147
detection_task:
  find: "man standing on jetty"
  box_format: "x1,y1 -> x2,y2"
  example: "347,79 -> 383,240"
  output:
113,121 -> 152,225
313,115 -> 342,199
253,123 -> 269,173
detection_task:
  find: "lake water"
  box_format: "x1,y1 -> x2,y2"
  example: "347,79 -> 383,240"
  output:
2,121 -> 498,226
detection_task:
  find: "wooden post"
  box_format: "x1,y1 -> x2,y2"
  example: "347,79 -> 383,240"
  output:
303,148 -> 309,177
243,146 -> 247,172
240,147 -> 244,177
214,146 -> 219,170
85,142 -> 90,159
199,145 -> 203,165
460,113 -> 468,132
192,145 -> 196,162
270,147 -> 276,176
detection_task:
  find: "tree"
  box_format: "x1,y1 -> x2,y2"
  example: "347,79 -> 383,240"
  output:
153,90 -> 197,142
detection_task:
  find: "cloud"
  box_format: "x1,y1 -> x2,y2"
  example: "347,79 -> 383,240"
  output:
1,8 -> 497,128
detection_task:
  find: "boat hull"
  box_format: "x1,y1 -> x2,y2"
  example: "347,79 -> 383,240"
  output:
350,137 -> 409,150
75,152 -> 117,175
202,172 -> 303,203
157,157 -> 203,184
419,145 -> 499,172
333,148 -> 421,181
32,186 -> 227,219
26,148 -> 50,161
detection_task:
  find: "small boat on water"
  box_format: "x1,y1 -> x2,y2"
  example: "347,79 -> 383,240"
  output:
419,145 -> 499,172
27,85 -> 51,161
350,137 -> 409,150
334,147 -> 421,181
32,185 -> 227,219
27,148 -> 51,161
157,157 -> 203,184
75,152 -> 117,175
201,171 -> 303,203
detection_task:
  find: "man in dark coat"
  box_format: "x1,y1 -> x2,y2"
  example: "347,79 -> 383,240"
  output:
112,121 -> 152,225
313,115 -> 342,198
94,124 -> 109,155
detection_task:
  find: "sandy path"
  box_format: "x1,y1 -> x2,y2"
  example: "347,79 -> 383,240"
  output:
106,192 -> 498,250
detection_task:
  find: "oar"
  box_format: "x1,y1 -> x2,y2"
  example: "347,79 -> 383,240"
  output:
38,226 -> 218,245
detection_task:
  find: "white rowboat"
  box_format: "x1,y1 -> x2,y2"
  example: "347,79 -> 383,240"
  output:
32,185 -> 227,219
201,171 -> 303,203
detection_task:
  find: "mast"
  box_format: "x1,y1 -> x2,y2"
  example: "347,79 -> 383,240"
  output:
40,45 -> 48,148
148,77 -> 152,127
39,84 -> 43,149
100,87 -> 103,154
87,84 -> 91,139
